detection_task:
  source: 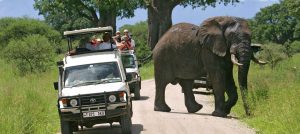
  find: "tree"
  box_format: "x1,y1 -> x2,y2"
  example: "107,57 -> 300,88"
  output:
144,0 -> 239,50
283,0 -> 300,40
250,3 -> 298,45
34,0 -> 140,32
3,35 -> 55,75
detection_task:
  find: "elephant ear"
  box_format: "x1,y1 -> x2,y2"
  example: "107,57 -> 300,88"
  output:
200,19 -> 227,57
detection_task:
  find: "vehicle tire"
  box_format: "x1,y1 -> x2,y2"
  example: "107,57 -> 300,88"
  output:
71,122 -> 79,132
60,120 -> 73,134
130,100 -> 133,117
134,82 -> 141,100
120,112 -> 132,134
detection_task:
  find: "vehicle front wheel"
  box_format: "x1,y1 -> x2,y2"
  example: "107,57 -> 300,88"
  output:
60,120 -> 73,134
120,112 -> 132,134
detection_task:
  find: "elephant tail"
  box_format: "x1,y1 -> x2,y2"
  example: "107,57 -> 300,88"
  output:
139,53 -> 153,64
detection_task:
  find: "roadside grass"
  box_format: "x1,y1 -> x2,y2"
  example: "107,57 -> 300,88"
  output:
140,61 -> 154,80
232,53 -> 300,134
0,59 -> 59,134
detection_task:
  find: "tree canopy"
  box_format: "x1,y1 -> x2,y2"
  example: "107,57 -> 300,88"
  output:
249,3 -> 298,45
34,0 -> 141,32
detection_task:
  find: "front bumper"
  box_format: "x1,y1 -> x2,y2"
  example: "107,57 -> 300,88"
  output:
58,92 -> 131,123
59,107 -> 128,122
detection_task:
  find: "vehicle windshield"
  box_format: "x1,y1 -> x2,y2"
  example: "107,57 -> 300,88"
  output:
64,62 -> 122,88
121,55 -> 136,68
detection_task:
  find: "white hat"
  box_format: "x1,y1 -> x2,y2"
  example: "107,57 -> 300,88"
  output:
123,29 -> 129,33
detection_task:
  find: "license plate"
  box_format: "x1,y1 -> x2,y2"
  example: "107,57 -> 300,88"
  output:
83,111 -> 105,118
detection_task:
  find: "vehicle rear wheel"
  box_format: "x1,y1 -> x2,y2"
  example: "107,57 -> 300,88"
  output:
134,82 -> 141,100
120,112 -> 132,134
60,120 -> 73,134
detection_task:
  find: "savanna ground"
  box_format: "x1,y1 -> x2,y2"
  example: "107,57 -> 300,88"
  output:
0,54 -> 299,134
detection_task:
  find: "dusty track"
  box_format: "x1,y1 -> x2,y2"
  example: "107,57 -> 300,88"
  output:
72,79 -> 255,134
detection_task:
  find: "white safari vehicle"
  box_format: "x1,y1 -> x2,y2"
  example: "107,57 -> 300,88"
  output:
121,50 -> 142,100
53,27 -> 132,134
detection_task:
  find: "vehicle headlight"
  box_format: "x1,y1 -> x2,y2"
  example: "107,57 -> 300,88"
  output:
109,95 -> 116,103
70,99 -> 78,107
59,98 -> 68,107
119,92 -> 127,102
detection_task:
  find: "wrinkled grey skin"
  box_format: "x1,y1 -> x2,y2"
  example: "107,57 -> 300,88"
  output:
153,16 -> 257,117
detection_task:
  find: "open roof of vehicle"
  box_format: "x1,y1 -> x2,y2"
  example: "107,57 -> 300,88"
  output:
63,26 -> 113,36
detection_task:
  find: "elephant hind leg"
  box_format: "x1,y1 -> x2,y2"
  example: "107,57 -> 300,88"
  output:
179,79 -> 203,113
154,80 -> 171,112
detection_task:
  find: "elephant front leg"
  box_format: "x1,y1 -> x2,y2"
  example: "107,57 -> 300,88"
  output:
154,81 -> 171,112
224,71 -> 238,115
179,79 -> 203,113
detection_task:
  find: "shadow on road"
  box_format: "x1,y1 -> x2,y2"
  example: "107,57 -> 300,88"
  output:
134,96 -> 149,101
74,123 -> 143,134
168,111 -> 239,119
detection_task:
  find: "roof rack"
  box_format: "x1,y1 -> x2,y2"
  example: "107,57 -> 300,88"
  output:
63,26 -> 113,36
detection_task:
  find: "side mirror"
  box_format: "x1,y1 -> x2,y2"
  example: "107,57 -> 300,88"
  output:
57,61 -> 64,66
53,82 -> 58,90
138,64 -> 142,68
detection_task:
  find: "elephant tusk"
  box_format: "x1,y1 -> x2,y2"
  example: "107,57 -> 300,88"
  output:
252,56 -> 267,65
231,54 -> 243,66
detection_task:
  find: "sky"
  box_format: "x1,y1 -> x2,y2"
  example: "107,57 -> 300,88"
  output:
0,0 -> 279,29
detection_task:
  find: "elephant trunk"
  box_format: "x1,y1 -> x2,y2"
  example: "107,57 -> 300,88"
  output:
238,61 -> 251,115
235,44 -> 253,116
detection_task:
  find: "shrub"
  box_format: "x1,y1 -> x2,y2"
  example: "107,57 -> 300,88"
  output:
259,43 -> 288,69
3,34 -> 55,75
0,17 -> 64,53
290,40 -> 300,54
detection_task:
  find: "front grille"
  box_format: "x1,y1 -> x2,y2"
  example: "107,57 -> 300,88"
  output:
80,95 -> 106,106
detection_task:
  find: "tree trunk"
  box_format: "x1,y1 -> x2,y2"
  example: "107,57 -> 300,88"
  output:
147,0 -> 176,50
99,11 -> 117,33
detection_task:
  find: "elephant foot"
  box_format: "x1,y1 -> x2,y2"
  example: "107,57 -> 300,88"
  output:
186,103 -> 203,113
212,110 -> 227,118
154,104 -> 171,112
224,107 -> 232,115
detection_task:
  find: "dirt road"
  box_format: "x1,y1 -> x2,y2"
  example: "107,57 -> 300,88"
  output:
74,79 -> 256,134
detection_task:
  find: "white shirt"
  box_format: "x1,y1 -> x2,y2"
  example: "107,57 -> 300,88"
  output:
85,43 -> 98,51
97,42 -> 116,50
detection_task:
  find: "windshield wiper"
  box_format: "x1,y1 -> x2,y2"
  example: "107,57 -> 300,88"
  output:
69,78 -> 121,88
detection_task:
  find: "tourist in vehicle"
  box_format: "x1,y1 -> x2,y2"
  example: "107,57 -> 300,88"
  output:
85,36 -> 101,51
123,29 -> 135,49
113,31 -> 121,43
115,35 -> 134,51
97,32 -> 116,50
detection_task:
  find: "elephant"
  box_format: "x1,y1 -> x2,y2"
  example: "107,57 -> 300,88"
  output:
152,16 -> 266,117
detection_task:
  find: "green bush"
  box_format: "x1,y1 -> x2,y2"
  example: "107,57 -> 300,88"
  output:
290,40 -> 300,54
259,43 -> 288,69
0,17 -> 64,53
3,34 -> 55,75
